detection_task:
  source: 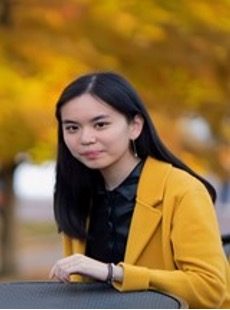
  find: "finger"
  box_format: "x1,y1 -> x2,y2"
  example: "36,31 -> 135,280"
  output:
49,265 -> 56,279
49,262 -> 62,279
49,254 -> 84,281
49,263 -> 69,282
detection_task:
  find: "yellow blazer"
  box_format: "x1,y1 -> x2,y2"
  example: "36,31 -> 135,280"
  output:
62,157 -> 230,308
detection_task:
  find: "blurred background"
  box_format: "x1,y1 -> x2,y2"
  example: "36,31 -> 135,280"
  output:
0,0 -> 230,281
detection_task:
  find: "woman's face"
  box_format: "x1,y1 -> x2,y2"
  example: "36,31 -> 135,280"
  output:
60,93 -> 143,173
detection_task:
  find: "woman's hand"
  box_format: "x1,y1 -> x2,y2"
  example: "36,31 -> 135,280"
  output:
49,254 -> 123,283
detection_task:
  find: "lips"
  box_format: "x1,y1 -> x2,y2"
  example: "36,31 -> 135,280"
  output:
81,151 -> 101,156
80,151 -> 102,159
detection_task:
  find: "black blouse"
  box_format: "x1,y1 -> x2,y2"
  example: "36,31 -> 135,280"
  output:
86,161 -> 144,264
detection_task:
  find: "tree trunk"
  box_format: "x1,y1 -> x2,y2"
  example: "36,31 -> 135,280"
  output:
0,164 -> 17,276
0,0 -> 13,26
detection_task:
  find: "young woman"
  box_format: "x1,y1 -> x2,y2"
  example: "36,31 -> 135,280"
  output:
49,71 -> 230,308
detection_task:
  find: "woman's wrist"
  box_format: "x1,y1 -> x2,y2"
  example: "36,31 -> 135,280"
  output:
106,263 -> 114,284
106,263 -> 124,283
113,265 -> 124,283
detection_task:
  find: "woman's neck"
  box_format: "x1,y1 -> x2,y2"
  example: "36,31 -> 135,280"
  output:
100,156 -> 141,191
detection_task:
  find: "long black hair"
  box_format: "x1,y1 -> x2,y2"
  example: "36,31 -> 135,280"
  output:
54,71 -> 216,239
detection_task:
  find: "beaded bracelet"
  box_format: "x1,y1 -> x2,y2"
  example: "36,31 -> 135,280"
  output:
107,263 -> 114,284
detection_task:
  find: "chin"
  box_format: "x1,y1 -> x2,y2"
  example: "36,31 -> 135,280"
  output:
83,160 -> 108,170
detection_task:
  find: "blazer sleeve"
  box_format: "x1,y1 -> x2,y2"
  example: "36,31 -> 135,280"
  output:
113,186 -> 230,308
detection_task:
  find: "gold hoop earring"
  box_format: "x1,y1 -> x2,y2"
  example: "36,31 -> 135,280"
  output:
132,139 -> 138,157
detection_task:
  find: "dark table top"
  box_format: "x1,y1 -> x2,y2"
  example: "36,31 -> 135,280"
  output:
0,281 -> 187,309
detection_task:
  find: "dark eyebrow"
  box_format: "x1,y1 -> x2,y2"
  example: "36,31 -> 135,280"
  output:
62,115 -> 111,125
62,120 -> 79,125
91,115 -> 111,122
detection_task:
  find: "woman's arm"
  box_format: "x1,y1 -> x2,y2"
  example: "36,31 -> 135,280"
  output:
49,254 -> 124,283
114,189 -> 228,308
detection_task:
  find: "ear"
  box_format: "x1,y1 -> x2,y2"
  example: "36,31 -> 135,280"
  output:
129,114 -> 144,140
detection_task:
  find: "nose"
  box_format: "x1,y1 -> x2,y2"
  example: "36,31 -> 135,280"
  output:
80,128 -> 96,145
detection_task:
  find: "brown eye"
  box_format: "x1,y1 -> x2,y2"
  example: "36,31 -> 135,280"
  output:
95,122 -> 109,129
64,125 -> 79,133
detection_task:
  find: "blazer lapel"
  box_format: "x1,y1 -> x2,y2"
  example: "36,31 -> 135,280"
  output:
124,201 -> 162,264
124,157 -> 171,264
